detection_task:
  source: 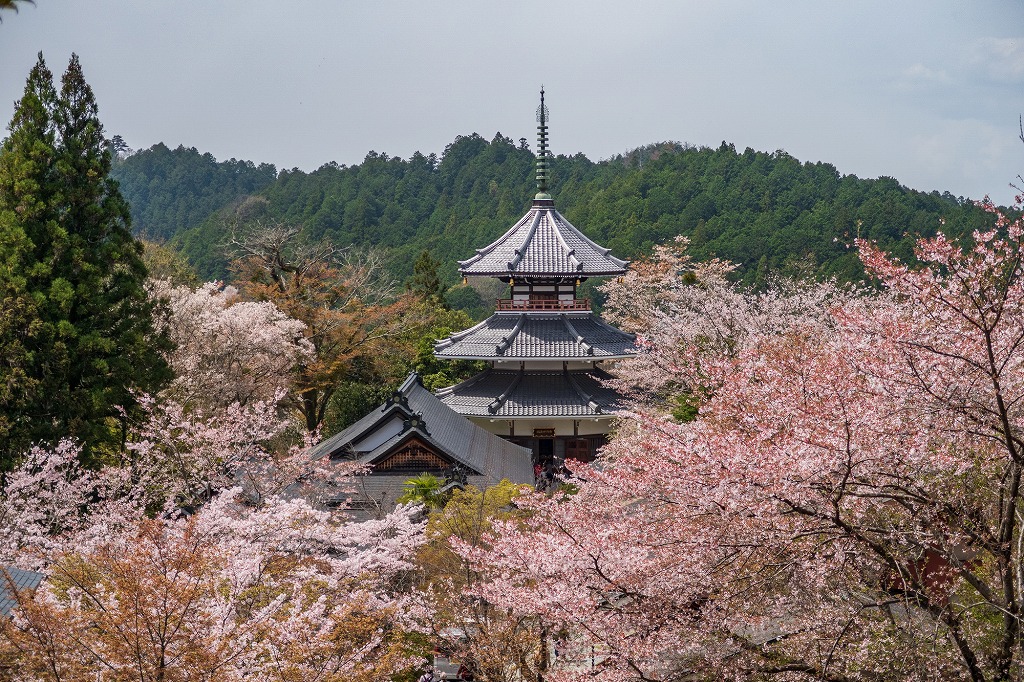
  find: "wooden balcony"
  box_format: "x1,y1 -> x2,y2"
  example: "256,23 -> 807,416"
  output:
495,298 -> 591,311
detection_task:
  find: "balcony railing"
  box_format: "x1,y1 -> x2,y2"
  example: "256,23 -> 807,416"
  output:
495,298 -> 591,311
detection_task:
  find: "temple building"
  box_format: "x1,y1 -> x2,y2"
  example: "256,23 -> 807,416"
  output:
306,373 -> 533,517
434,90 -> 636,469
308,90 -> 634,514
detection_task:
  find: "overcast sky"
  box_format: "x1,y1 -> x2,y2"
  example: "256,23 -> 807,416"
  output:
1,1 -> 1023,205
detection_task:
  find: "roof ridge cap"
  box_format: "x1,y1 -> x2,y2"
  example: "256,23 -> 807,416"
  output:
588,313 -> 638,342
488,368 -> 523,414
506,211 -> 542,272
434,369 -> 488,396
458,210 -> 535,271
550,215 -> 582,271
496,314 -> 526,355
565,369 -> 602,414
435,317 -> 492,349
552,209 -> 629,269
560,315 -> 593,355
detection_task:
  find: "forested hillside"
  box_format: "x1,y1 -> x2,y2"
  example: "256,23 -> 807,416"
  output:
111,142 -> 277,241
115,133 -> 994,286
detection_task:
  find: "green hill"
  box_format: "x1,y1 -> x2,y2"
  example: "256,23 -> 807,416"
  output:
111,142 -> 277,242
113,134 -> 993,287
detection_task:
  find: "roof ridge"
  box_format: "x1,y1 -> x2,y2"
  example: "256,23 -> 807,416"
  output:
560,315 -> 593,355
496,314 -> 526,355
588,313 -> 638,341
549,211 -> 582,271
435,317 -> 491,349
434,369 -> 488,397
488,369 -> 523,415
554,209 -> 629,268
565,368 -> 602,414
398,372 -> 421,394
457,211 -> 533,269
507,211 -> 542,272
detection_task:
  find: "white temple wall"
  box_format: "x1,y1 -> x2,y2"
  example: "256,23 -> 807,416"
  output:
466,416 -> 614,438
491,360 -> 602,371
350,416 -> 404,451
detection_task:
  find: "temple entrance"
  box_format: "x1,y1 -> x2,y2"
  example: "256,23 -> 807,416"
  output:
506,435 -> 608,464
564,438 -> 591,463
538,438 -> 554,464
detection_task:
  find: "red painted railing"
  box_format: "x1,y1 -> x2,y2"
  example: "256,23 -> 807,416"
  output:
495,298 -> 591,311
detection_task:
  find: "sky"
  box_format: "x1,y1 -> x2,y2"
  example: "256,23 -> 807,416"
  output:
1,0 -> 1023,205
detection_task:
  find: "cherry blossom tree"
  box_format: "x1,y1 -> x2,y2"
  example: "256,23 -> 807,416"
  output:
149,279 -> 313,411
123,391 -> 291,511
0,271 -> 430,681
470,206 -> 1024,682
0,392 -> 428,679
599,236 -> 854,409
1,489 -> 426,682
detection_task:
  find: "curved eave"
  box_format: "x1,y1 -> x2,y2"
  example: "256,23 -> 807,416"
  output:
435,353 -> 637,362
457,204 -> 629,278
433,312 -> 637,360
459,267 -> 628,279
436,369 -> 622,419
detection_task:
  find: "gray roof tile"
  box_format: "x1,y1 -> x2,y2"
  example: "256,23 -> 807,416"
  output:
308,374 -> 534,485
435,312 -> 636,360
0,566 -> 44,617
436,368 -> 622,418
459,201 -> 628,278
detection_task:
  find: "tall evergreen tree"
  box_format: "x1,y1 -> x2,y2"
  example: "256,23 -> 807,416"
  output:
406,248 -> 448,307
0,53 -> 170,466
0,54 -> 58,464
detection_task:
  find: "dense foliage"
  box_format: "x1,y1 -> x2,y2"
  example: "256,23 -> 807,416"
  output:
113,134 -> 995,289
110,142 -> 277,241
0,54 -> 169,466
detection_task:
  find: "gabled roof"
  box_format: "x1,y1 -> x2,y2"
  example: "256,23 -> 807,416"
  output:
0,566 -> 44,617
435,312 -> 636,360
458,200 -> 628,278
308,373 -> 533,485
435,368 -> 623,418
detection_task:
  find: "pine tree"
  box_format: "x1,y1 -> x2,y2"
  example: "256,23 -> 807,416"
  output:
0,54 -> 170,466
406,248 -> 448,307
0,54 -> 58,464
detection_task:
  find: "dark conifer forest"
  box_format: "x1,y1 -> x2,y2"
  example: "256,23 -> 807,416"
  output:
111,134 -> 995,297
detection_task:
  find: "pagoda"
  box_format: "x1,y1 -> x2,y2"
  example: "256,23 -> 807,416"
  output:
434,90 -> 636,469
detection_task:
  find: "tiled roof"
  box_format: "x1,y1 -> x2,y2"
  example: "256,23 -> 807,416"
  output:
308,373 -> 533,485
435,312 -> 636,360
0,566 -> 44,617
436,368 -> 622,418
459,201 -> 628,278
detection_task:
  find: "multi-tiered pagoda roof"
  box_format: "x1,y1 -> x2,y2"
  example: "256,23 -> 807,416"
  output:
458,202 -> 628,279
435,368 -> 621,418
435,89 -> 634,434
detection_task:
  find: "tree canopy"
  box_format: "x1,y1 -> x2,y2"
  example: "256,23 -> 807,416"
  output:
109,133 -> 994,293
111,142 -> 277,242
0,53 -> 170,466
